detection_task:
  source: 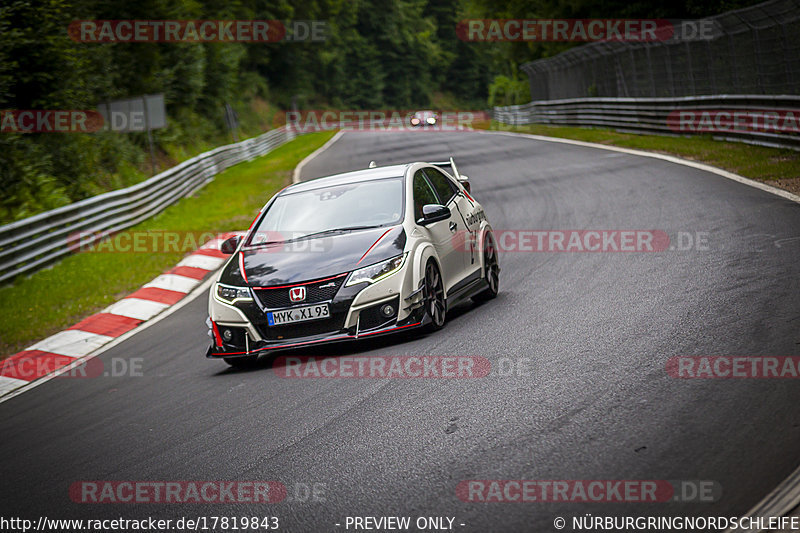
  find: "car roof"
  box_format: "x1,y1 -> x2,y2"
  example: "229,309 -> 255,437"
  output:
281,164 -> 411,195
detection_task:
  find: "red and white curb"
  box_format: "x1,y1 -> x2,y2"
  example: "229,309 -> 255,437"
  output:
0,233 -> 241,400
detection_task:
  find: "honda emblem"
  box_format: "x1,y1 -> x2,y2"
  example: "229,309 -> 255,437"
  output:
289,286 -> 306,302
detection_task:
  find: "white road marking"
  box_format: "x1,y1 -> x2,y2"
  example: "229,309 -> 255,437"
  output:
177,254 -> 225,270
143,274 -> 199,293
103,298 -> 170,321
200,238 -> 223,250
0,376 -> 28,393
293,130 -> 346,183
25,330 -> 114,358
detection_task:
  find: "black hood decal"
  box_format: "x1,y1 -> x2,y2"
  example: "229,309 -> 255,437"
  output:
219,226 -> 406,287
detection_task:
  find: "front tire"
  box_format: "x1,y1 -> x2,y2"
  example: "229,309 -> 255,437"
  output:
424,261 -> 446,331
473,231 -> 499,303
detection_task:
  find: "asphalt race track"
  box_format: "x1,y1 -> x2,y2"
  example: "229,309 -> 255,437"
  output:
2,130 -> 800,531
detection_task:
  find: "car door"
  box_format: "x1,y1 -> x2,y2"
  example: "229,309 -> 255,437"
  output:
413,169 -> 463,294
422,167 -> 478,281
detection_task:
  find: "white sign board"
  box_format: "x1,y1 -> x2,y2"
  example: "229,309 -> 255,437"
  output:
98,94 -> 166,132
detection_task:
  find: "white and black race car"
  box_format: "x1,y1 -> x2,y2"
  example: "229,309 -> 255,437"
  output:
206,158 -> 499,366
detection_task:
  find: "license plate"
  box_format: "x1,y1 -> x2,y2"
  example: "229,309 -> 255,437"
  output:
267,304 -> 330,326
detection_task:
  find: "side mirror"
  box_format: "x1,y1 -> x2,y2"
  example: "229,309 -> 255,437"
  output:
418,204 -> 450,225
458,176 -> 471,193
220,235 -> 242,254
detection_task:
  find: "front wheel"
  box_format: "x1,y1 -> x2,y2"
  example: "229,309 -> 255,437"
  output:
473,231 -> 499,303
424,261 -> 446,331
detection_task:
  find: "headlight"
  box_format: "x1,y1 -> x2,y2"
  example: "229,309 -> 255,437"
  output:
346,253 -> 406,287
214,283 -> 253,304
426,117 -> 436,125
411,118 -> 420,125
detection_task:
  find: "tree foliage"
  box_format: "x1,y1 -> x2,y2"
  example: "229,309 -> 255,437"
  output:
0,0 -> 767,222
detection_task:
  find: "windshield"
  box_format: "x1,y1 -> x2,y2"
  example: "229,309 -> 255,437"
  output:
249,177 -> 404,244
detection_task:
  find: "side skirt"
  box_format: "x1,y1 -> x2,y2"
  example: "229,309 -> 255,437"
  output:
445,275 -> 486,308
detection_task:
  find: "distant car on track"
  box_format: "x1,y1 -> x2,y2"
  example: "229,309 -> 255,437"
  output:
206,158 -> 499,366
410,110 -> 439,127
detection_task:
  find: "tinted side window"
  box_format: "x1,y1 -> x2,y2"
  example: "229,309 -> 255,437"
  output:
413,170 -> 439,221
424,168 -> 458,205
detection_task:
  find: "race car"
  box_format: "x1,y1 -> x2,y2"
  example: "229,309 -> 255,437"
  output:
410,110 -> 439,127
206,158 -> 499,366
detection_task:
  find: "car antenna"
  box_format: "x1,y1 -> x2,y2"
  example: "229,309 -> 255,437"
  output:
368,161 -> 377,168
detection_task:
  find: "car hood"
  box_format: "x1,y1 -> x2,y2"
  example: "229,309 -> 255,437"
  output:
218,225 -> 406,287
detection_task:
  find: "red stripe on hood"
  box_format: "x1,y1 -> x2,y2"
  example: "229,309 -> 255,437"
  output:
356,228 -> 394,266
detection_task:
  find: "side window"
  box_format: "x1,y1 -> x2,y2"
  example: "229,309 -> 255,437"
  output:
424,168 -> 459,205
413,170 -> 439,221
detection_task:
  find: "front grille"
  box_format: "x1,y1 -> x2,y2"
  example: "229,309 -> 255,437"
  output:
258,313 -> 346,340
254,275 -> 346,309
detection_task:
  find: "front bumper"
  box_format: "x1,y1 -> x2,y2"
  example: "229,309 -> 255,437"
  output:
207,265 -> 427,359
206,309 -> 427,359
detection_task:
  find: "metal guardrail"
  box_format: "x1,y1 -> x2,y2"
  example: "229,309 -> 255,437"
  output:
492,94 -> 800,150
0,127 -> 296,285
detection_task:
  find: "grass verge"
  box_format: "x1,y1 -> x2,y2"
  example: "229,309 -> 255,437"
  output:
0,130 -> 336,359
484,122 -> 800,192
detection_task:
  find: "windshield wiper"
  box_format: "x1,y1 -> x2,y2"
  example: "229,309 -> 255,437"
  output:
280,225 -> 385,244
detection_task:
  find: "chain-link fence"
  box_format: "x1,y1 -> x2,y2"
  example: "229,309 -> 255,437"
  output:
522,0 -> 800,100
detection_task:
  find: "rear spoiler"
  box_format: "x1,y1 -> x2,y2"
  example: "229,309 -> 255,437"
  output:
429,157 -> 471,192
429,157 -> 460,179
